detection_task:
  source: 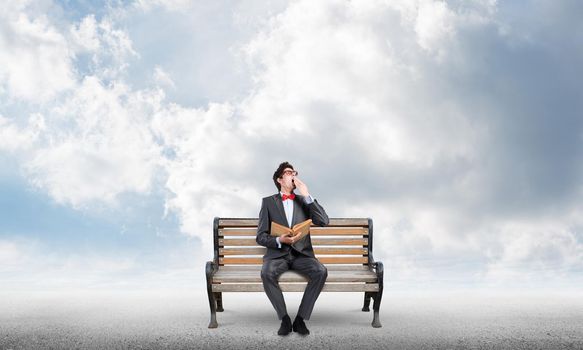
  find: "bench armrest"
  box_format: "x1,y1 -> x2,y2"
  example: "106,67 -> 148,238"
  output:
368,251 -> 377,269
372,261 -> 383,275
371,261 -> 384,289
369,259 -> 384,278
206,261 -> 218,281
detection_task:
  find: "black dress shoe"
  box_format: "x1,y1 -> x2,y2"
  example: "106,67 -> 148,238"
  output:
278,315 -> 292,336
292,316 -> 310,335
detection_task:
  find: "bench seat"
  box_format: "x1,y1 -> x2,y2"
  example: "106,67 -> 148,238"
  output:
213,268 -> 379,292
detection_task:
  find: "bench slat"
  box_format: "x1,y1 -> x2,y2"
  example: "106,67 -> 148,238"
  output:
216,265 -> 371,271
219,257 -> 368,265
212,283 -> 379,292
218,218 -> 370,227
219,227 -> 368,236
213,270 -> 377,283
219,247 -> 368,256
219,238 -> 368,246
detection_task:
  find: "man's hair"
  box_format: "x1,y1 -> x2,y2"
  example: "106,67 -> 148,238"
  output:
272,161 -> 294,191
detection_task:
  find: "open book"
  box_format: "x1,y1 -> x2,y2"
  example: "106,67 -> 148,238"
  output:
270,219 -> 312,241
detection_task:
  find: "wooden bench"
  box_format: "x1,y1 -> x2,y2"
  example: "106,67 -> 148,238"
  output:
205,217 -> 384,328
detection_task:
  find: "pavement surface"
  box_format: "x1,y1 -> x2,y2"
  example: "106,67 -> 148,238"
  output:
1,290 -> 582,349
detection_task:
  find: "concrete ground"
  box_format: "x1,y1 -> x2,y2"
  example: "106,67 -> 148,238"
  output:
1,289 -> 582,349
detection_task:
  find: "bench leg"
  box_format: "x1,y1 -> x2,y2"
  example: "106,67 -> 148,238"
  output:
206,262 -> 218,328
371,291 -> 383,328
207,293 -> 218,328
362,292 -> 372,312
215,292 -> 224,312
371,262 -> 384,328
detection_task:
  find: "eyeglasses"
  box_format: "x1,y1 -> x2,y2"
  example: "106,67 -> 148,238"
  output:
282,170 -> 298,177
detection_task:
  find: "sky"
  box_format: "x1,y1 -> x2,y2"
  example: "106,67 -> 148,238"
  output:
1,0 -> 582,292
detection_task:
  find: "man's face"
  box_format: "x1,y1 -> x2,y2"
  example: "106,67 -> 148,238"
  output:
278,167 -> 297,190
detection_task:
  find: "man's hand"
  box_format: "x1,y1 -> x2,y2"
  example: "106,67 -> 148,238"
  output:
279,233 -> 295,245
293,176 -> 309,197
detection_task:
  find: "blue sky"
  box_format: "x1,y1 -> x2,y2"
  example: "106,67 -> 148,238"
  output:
1,0 -> 582,291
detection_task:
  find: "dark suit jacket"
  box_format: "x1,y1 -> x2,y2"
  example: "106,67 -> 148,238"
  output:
256,193 -> 329,260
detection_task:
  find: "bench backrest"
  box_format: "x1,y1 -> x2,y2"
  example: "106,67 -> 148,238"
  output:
213,218 -> 374,267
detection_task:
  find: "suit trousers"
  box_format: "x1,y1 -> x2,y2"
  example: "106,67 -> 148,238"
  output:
261,249 -> 328,320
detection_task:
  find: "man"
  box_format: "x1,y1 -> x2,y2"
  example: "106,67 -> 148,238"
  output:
256,161 -> 330,336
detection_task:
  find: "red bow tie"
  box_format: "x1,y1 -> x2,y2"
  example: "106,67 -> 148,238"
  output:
282,193 -> 295,201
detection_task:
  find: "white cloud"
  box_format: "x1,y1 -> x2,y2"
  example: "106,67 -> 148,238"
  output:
134,0 -> 195,12
91,17 -> 137,79
0,238 -> 200,290
482,219 -> 583,286
153,66 -> 175,89
151,102 -> 262,246
68,14 -> 137,80
0,113 -> 44,152
239,0 -> 481,166
69,14 -> 100,52
23,76 -> 163,208
0,2 -> 76,102
0,4 -> 159,208
414,0 -> 455,56
0,240 -> 28,267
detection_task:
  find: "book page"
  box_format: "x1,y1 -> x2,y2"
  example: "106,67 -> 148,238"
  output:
270,221 -> 293,237
291,219 -> 312,240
